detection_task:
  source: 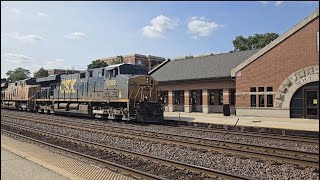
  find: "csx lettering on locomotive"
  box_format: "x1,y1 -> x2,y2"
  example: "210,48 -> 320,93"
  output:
60,79 -> 76,93
106,80 -> 116,86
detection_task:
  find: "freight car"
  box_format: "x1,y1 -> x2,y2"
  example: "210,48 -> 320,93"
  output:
1,64 -> 164,122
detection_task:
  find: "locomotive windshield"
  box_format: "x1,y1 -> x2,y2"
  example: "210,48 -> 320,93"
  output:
119,64 -> 148,75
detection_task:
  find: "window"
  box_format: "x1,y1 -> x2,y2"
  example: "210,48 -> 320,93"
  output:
174,91 -> 182,105
219,90 -> 223,105
267,87 -> 273,92
137,60 -> 142,64
113,68 -> 118,77
209,89 -> 223,105
80,72 -> 86,79
209,91 -> 215,105
258,87 -> 264,107
259,95 -> 265,107
101,69 -> 105,76
258,87 -> 264,92
160,91 -> 168,105
89,71 -> 93,77
250,87 -> 256,107
230,89 -> 236,105
119,64 -> 148,75
267,87 -> 273,107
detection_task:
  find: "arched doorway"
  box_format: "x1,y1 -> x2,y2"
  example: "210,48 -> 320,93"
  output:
290,81 -> 319,119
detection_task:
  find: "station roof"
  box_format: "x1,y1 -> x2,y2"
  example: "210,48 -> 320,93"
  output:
150,49 -> 259,82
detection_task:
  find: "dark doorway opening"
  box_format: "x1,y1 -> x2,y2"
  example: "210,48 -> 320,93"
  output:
290,81 -> 319,119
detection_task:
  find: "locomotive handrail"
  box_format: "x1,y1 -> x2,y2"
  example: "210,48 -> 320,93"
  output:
28,91 -> 39,100
133,86 -> 142,108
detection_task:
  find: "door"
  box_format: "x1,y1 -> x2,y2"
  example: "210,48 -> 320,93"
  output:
191,91 -> 197,112
304,90 -> 319,119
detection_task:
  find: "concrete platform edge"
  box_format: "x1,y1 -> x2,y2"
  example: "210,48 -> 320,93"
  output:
1,142 -> 84,180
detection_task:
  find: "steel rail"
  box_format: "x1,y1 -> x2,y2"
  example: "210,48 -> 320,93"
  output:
2,113 -> 319,168
1,122 -> 251,180
0,129 -> 166,180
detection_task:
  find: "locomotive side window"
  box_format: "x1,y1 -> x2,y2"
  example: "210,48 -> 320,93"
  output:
80,72 -> 86,79
108,70 -> 112,79
102,69 -> 105,76
114,68 -> 118,76
89,71 -> 93,77
119,64 -> 148,75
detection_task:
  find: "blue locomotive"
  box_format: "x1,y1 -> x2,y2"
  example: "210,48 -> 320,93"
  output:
1,64 -> 164,122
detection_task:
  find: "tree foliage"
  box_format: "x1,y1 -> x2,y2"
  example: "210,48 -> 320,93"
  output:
6,67 -> 30,82
184,55 -> 194,59
111,56 -> 124,65
232,33 -> 279,52
87,59 -> 108,70
34,67 -> 48,78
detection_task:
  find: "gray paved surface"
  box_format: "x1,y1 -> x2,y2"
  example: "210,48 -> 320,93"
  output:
1,148 -> 70,180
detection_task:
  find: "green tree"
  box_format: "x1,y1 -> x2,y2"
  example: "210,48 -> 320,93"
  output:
111,55 -> 124,65
232,33 -> 279,52
34,67 -> 48,78
184,55 -> 194,59
87,59 -> 108,70
6,67 -> 30,82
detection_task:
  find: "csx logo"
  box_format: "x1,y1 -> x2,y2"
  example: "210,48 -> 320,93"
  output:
60,79 -> 76,93
106,80 -> 116,86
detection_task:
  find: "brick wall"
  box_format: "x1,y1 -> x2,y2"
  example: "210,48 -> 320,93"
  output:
236,17 -> 319,108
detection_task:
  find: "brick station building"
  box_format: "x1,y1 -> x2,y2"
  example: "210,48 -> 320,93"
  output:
231,8 -> 319,119
150,50 -> 259,114
150,8 -> 319,119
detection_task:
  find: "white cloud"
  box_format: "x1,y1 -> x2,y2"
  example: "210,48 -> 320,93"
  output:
141,14 -> 178,38
187,17 -> 221,39
10,8 -> 20,14
4,32 -> 43,43
64,32 -> 87,40
259,1 -> 285,6
275,1 -> 284,6
37,12 -> 48,17
259,1 -> 268,5
2,53 -> 33,64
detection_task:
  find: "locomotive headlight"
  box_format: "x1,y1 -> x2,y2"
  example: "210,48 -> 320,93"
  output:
146,77 -> 149,84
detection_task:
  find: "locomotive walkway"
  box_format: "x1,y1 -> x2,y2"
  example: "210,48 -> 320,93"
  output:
164,112 -> 319,132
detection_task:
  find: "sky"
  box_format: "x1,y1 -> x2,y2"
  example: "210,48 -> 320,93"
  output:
1,1 -> 319,78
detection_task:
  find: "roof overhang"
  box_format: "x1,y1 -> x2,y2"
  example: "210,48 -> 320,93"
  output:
148,59 -> 171,75
157,76 -> 232,84
231,8 -> 319,77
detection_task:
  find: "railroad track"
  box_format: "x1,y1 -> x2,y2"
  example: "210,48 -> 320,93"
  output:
1,122 -> 251,180
2,112 -> 319,168
2,109 -> 318,144
160,123 -> 319,144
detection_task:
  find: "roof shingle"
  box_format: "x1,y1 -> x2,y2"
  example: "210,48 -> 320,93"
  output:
151,49 -> 259,82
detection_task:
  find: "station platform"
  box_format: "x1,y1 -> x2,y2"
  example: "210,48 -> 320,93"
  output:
1,135 -> 133,180
164,112 -> 319,132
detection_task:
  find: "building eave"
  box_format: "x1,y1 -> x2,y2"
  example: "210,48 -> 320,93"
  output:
157,76 -> 232,84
